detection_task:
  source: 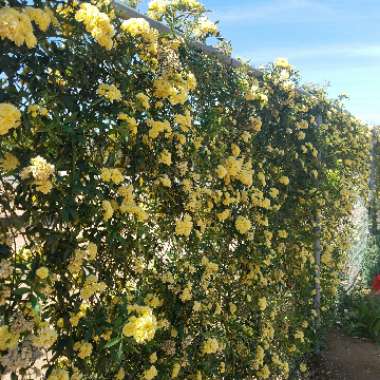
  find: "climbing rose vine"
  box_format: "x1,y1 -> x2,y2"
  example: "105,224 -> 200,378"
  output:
0,0 -> 370,379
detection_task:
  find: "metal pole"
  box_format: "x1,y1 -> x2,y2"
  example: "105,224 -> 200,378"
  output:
369,128 -> 378,235
314,113 -> 323,354
314,211 -> 321,351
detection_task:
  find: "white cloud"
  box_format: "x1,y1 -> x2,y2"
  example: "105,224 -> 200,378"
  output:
211,0 -> 380,25
355,112 -> 380,125
237,44 -> 380,64
285,45 -> 380,60
212,0 -> 334,24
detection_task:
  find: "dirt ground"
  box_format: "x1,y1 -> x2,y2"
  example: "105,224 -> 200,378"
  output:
312,329 -> 380,380
2,329 -> 380,379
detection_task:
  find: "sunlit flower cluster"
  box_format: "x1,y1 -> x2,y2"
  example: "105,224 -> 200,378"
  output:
97,83 -> 122,102
194,17 -> 218,38
20,156 -> 55,194
0,152 -> 19,171
31,326 -> 58,349
0,103 -> 21,136
0,6 -> 53,48
121,17 -> 159,53
28,104 -> 49,118
123,305 -> 158,343
75,2 -> 115,50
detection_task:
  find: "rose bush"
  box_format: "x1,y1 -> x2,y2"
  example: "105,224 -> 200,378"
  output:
0,1 -> 371,379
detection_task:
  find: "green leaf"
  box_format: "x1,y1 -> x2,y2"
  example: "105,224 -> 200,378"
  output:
30,295 -> 40,315
0,244 -> 11,259
104,336 -> 122,349
14,287 -> 30,296
116,341 -> 124,363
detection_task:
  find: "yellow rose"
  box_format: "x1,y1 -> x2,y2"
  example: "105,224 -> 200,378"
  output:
36,266 -> 49,279
235,216 -> 251,234
0,103 -> 21,135
175,214 -> 193,237
0,152 -> 19,171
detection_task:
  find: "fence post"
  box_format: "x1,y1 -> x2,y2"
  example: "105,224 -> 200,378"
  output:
369,128 -> 378,235
314,210 -> 322,353
314,113 -> 323,354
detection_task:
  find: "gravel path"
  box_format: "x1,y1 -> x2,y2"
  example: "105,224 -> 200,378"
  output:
318,329 -> 380,380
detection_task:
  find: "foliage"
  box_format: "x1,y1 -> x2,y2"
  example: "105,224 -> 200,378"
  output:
339,289 -> 380,344
360,236 -> 380,286
364,128 -> 380,286
0,0 -> 371,379
339,145 -> 380,345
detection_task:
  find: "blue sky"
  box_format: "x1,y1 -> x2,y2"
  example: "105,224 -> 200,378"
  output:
138,0 -> 380,125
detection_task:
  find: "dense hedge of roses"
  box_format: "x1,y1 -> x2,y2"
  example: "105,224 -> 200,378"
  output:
0,1 -> 371,379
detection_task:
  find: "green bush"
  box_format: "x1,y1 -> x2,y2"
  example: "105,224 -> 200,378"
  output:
361,236 -> 380,286
339,290 -> 380,343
